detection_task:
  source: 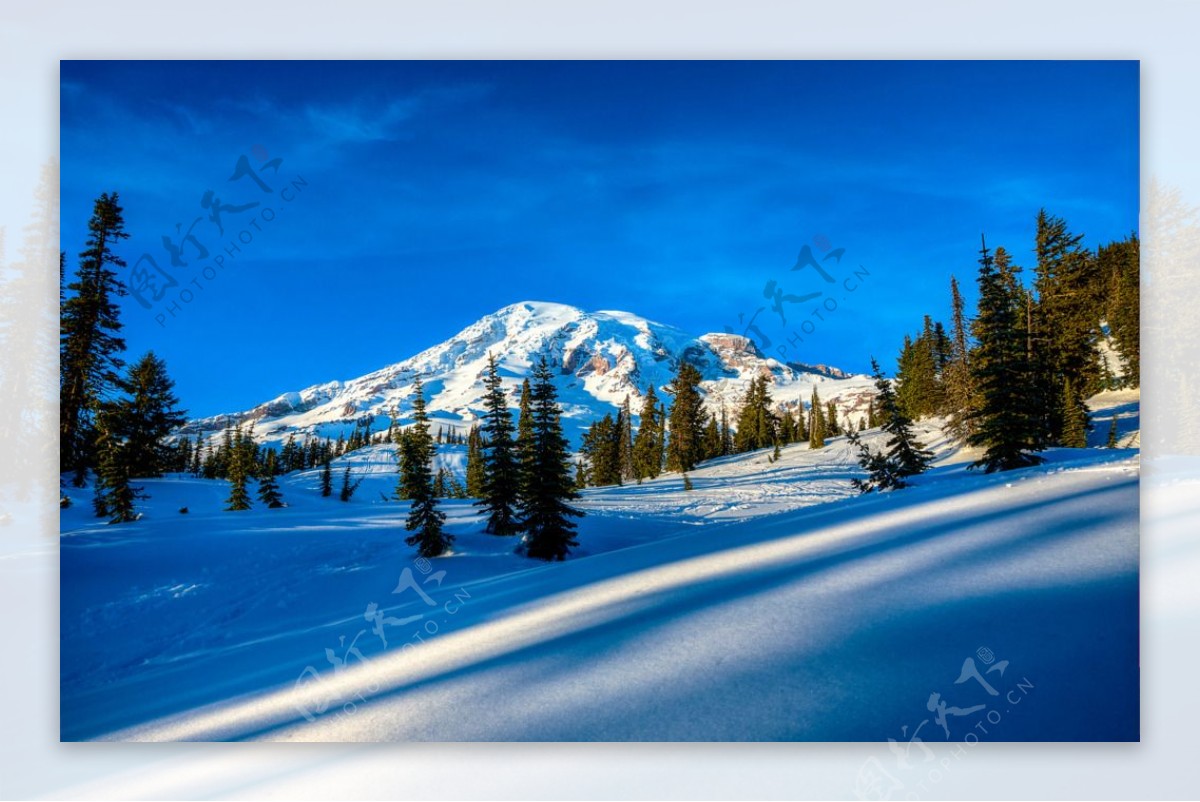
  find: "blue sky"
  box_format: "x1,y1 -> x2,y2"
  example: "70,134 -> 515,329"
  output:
60,60 -> 1138,418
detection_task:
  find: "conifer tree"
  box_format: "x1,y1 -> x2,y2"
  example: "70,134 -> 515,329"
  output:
665,362 -> 707,472
94,410 -> 142,522
968,236 -> 1045,471
808,388 -> 826,449
1060,378 -> 1088,448
944,274 -> 977,439
104,351 -> 188,477
60,193 -> 131,480
632,385 -> 664,480
1106,414 -> 1120,448
476,354 -> 521,535
703,416 -> 722,460
225,425 -> 253,511
682,472 -> 694,491
520,357 -> 583,561
320,457 -> 333,497
516,377 -> 535,502
402,377 -> 452,557
340,464 -> 363,501
465,425 -> 486,498
825,399 -> 841,436
617,395 -> 636,481
257,451 -> 285,508
581,413 -> 621,487
850,358 -> 933,492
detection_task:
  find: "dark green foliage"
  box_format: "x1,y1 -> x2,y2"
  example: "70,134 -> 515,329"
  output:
734,375 -> 776,453
1106,414 -> 1120,448
60,193 -> 130,478
944,275 -> 977,440
257,451 -> 285,508
665,362 -> 707,472
808,388 -> 826,449
515,377 -> 535,503
1060,378 -> 1088,448
476,354 -> 521,535
632,384 -> 665,480
320,458 -> 333,497
825,399 -> 841,436
402,377 -> 452,558
581,413 -> 622,487
225,425 -> 253,511
94,410 -> 142,522
850,358 -> 933,492
895,318 -> 944,421
703,416 -> 722,460
968,237 -> 1045,472
340,464 -> 363,501
104,351 -> 188,477
1099,234 -> 1140,385
617,395 -> 635,481
465,425 -> 486,498
519,357 -> 583,561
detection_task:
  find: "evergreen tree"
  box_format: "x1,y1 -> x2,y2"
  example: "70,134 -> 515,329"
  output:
60,192 -> 131,479
402,377 -> 452,557
476,354 -> 521,535
808,388 -> 826,449
850,358 -> 933,492
968,236 -> 1045,472
735,376 -> 775,452
944,274 -> 977,440
703,416 -> 722,460
320,457 -> 333,497
257,451 -> 285,508
1100,233 -> 1140,385
617,395 -> 636,481
225,425 -> 253,511
520,357 -> 583,561
94,410 -> 142,522
665,362 -> 707,472
465,425 -> 486,498
104,351 -> 188,477
581,413 -> 621,487
682,472 -> 694,491
719,405 -> 734,455
1106,414 -> 1120,448
632,385 -> 664,480
340,464 -> 363,501
1060,378 -> 1088,448
516,377 -> 535,502
825,399 -> 841,436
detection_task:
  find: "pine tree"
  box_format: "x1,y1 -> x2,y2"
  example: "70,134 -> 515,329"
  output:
1100,234 -> 1140,385
825,399 -> 840,436
476,354 -> 521,535
1060,378 -> 1088,448
224,425 -> 253,511
320,457 -> 333,497
94,410 -> 142,522
850,358 -> 933,492
581,414 -> 621,487
257,451 -> 285,508
808,388 -> 826,449
703,416 -> 722,460
104,351 -> 188,477
944,274 -> 977,440
735,376 -> 775,452
340,464 -> 363,501
617,395 -> 635,481
1106,414 -> 1120,448
402,377 -> 452,557
60,193 -> 131,480
516,377 -> 535,502
632,385 -> 664,480
665,362 -> 707,472
465,425 -> 486,498
520,356 -> 583,561
968,236 -> 1045,472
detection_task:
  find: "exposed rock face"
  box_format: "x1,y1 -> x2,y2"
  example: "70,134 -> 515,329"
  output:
181,301 -> 872,448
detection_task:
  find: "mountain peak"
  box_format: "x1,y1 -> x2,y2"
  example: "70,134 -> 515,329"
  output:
183,303 -> 873,447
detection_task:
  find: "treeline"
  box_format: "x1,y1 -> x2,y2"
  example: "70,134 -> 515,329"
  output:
426,354 -> 583,561
574,365 -> 878,490
880,210 -> 1139,473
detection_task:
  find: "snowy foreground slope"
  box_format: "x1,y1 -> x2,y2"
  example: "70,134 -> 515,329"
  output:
60,400 -> 1139,742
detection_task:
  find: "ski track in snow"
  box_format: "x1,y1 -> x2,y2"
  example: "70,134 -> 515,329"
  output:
60,402 -> 1140,742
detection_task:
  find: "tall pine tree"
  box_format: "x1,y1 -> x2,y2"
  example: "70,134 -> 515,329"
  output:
520,356 -> 583,561
402,377 -> 452,557
476,354 -> 521,535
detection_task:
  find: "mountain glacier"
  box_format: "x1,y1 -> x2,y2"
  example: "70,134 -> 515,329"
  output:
181,301 -> 877,447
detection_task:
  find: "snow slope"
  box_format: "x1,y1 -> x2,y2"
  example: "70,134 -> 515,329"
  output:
179,301 -> 876,449
60,412 -> 1139,742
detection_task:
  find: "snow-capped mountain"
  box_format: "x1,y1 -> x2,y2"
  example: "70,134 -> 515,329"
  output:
181,301 -> 877,447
